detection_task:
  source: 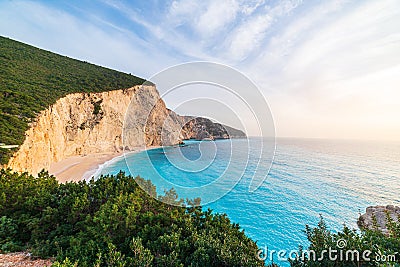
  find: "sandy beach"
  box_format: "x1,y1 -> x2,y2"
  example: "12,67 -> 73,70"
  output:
49,152 -> 123,183
48,146 -> 160,183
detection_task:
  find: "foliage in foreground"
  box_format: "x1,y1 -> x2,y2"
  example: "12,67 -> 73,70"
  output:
0,36 -> 146,164
289,216 -> 400,267
0,169 -> 264,267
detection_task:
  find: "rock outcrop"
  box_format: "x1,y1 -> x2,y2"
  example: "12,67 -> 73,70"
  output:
358,205 -> 400,235
180,116 -> 246,140
7,85 -> 245,175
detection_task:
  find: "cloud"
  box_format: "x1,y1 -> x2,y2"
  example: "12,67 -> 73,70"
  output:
284,0 -> 399,80
99,0 -> 302,63
248,0 -> 400,140
226,13 -> 274,61
224,0 -> 301,61
101,0 -> 217,61
168,0 -> 202,26
167,0 -> 240,38
241,0 -> 265,15
195,0 -> 240,38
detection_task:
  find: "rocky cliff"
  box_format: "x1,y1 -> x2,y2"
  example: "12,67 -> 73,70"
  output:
180,116 -> 246,140
358,205 -> 400,235
7,85 -> 245,175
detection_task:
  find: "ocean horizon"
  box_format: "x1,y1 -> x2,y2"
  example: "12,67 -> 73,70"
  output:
93,137 -> 400,265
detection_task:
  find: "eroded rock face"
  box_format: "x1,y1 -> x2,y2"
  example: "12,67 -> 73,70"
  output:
180,116 -> 246,140
358,205 -> 400,235
7,85 -> 246,175
8,86 -> 157,175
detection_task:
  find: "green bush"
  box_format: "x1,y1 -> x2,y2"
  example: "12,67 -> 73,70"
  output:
290,216 -> 400,267
0,169 -> 264,267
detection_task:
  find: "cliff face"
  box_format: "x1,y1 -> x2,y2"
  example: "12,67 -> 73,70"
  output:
358,205 -> 400,235
180,116 -> 246,140
7,86 -> 245,175
8,85 -> 155,175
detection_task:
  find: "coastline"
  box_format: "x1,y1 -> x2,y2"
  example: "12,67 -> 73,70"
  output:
47,140 -> 230,183
49,152 -> 123,183
49,146 -> 161,183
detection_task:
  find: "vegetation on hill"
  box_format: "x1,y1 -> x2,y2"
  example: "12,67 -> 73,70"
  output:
0,36 -> 146,164
0,169 -> 264,267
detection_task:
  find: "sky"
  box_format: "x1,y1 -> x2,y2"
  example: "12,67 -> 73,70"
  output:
0,0 -> 399,141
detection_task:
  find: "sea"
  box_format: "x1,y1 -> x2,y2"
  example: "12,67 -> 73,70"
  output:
93,138 -> 400,266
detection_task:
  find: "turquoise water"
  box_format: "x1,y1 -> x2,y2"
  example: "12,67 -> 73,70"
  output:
95,138 -> 400,265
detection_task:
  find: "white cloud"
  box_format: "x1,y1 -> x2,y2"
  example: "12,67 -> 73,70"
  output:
168,0 -> 202,26
101,0 -> 218,61
224,0 -> 302,61
195,0 -> 240,38
247,0 -> 400,140
168,0 -> 240,38
284,0 -> 400,80
227,14 -> 273,61
241,0 -> 265,15
249,0 -> 347,77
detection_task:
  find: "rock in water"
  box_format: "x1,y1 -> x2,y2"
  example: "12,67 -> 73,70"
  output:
358,205 -> 400,235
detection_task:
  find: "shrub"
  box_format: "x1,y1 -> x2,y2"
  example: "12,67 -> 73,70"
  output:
289,216 -> 400,267
0,169 -> 264,267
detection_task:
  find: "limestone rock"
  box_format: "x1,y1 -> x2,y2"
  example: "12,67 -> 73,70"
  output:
7,85 -> 246,176
180,116 -> 246,140
358,205 -> 400,235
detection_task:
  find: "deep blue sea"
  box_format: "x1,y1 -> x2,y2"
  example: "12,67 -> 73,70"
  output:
94,138 -> 400,265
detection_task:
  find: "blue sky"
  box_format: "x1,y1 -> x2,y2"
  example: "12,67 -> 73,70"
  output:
1,0 -> 399,140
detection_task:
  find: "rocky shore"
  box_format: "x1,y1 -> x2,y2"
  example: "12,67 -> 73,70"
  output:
358,205 -> 400,235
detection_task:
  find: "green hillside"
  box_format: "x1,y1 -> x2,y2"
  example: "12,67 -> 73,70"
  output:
0,36 -> 146,164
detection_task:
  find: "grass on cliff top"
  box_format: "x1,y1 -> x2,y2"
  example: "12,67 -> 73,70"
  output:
0,36 -> 146,164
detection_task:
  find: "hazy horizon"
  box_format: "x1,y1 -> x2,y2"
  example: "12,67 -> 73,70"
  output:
1,0 -> 399,141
